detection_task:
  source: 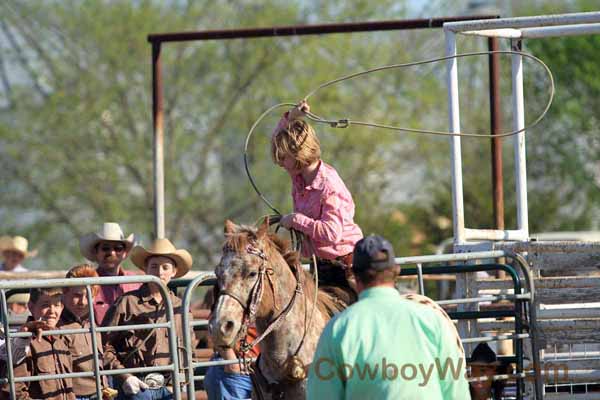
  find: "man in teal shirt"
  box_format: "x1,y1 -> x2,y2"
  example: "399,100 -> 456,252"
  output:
307,235 -> 470,399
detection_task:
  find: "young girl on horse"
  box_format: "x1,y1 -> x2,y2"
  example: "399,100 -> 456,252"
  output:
271,100 -> 363,314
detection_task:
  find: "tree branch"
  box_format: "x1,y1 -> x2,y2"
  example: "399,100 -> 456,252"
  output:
0,20 -> 49,99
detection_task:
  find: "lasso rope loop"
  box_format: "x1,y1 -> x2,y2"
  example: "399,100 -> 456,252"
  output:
244,50 -> 554,214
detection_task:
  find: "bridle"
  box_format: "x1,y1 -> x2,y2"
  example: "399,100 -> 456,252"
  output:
217,243 -> 306,368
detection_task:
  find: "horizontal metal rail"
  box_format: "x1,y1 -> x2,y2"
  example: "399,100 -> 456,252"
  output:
444,11 -> 600,33
6,322 -> 171,338
462,333 -> 530,344
437,293 -> 531,305
147,16 -> 499,43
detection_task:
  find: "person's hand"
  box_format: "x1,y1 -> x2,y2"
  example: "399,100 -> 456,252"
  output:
21,320 -> 50,342
122,376 -> 148,395
288,100 -> 310,120
102,387 -> 118,400
279,214 -> 296,229
218,347 -> 242,374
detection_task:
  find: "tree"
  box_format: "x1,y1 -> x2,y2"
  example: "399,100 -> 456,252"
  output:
2,0 -> 596,272
0,0 -> 443,269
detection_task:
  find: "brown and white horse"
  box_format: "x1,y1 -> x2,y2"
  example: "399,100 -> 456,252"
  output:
209,218 -> 329,399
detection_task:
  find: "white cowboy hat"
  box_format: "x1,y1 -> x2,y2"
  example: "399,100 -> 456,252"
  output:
130,238 -> 192,278
79,223 -> 135,262
0,236 -> 38,258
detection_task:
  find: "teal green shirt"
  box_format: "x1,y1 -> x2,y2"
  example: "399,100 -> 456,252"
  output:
307,286 -> 470,400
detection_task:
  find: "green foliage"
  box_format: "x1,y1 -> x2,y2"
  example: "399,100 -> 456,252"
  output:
0,0 -> 597,272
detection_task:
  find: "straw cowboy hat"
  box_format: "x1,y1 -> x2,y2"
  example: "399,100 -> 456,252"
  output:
7,292 -> 30,304
0,236 -> 38,258
79,222 -> 135,262
130,238 -> 192,278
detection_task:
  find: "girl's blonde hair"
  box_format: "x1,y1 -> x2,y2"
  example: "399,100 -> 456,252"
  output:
65,264 -> 100,296
271,119 -> 321,169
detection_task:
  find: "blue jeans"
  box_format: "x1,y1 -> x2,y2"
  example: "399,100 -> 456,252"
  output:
116,387 -> 173,400
205,357 -> 253,400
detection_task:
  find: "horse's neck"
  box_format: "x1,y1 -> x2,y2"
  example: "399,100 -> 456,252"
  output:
256,256 -> 326,366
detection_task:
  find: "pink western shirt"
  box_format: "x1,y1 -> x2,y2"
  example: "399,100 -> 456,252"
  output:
94,267 -> 142,325
290,160 -> 363,260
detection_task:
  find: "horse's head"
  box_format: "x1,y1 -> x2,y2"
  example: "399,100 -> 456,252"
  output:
209,218 -> 291,348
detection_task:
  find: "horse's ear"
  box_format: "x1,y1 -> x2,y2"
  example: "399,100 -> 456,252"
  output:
224,219 -> 237,235
257,216 -> 269,238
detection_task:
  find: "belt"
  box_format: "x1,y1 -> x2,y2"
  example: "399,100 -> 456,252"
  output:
317,253 -> 353,269
336,253 -> 353,268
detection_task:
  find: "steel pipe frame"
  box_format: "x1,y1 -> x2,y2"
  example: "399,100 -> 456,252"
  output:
0,276 -> 182,399
147,15 -> 502,240
445,11 -> 600,247
462,23 -> 600,39
445,31 -> 529,245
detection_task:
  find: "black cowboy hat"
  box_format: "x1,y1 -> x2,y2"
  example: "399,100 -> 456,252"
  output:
470,343 -> 503,366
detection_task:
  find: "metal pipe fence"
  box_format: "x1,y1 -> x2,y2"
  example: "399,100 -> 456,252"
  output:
0,250 -> 541,399
0,275 -> 181,400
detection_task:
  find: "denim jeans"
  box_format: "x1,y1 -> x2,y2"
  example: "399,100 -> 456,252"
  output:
205,357 -> 253,400
116,387 -> 173,400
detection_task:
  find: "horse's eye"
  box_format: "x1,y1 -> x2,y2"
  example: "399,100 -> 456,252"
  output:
249,271 -> 258,278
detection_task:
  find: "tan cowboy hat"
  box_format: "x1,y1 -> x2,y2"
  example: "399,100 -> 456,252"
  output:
0,236 -> 38,258
7,292 -> 30,304
79,222 -> 135,262
130,238 -> 192,278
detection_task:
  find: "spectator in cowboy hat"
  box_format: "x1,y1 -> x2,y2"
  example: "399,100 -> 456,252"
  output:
103,238 -> 195,400
79,222 -> 141,325
469,343 -> 510,400
0,235 -> 37,273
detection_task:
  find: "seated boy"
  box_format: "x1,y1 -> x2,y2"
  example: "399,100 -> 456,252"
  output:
61,264 -> 117,400
0,287 -> 75,400
103,238 -> 195,400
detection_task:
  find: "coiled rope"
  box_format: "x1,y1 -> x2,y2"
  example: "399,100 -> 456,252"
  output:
244,50 -> 554,215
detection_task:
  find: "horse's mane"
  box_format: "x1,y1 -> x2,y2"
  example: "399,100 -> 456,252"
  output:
223,224 -> 301,271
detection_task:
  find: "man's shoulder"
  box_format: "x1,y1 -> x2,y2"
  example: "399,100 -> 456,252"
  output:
326,301 -> 365,330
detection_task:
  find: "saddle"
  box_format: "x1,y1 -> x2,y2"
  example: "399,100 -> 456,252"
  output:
314,258 -> 357,317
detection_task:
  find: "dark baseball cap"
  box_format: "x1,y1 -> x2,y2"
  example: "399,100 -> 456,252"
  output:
352,235 -> 396,272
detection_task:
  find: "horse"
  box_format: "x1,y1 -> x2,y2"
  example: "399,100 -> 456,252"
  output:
209,218 -> 465,399
209,218 -> 329,400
